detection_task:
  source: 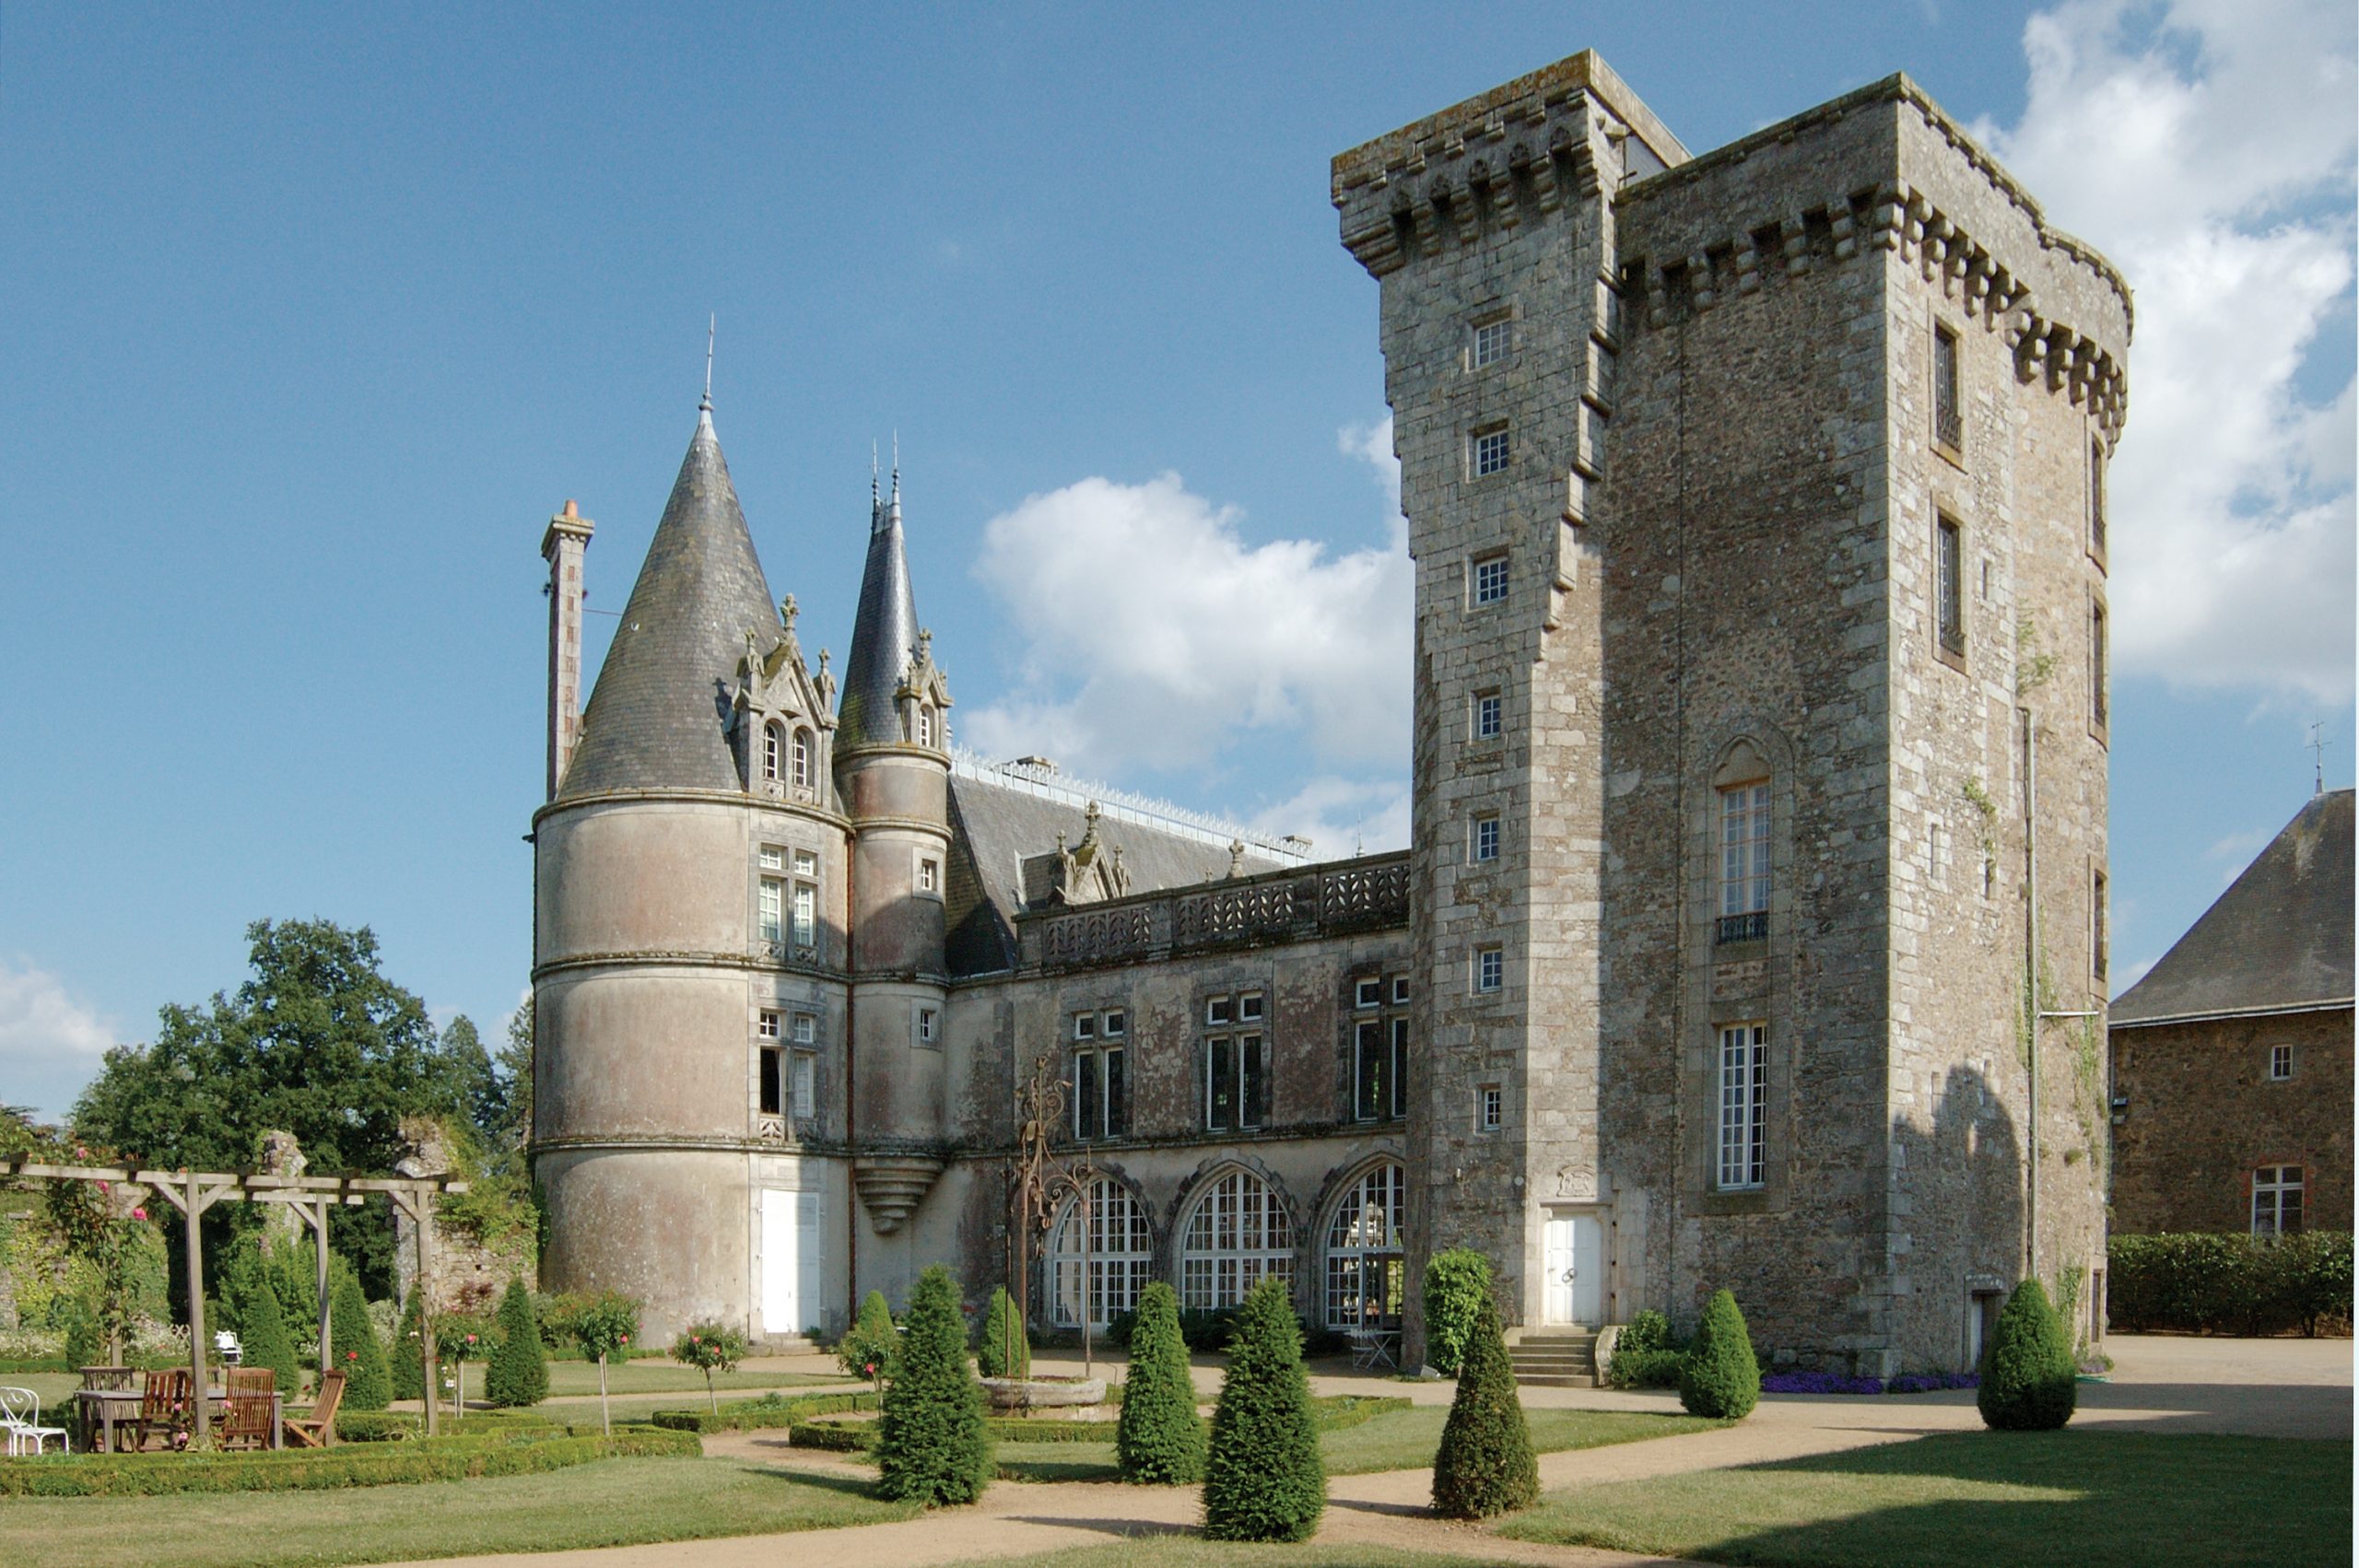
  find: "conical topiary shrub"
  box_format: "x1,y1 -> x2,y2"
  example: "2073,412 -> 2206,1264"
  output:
241,1274 -> 304,1399
1430,1287 -> 1538,1518
1977,1278 -> 2077,1431
1117,1281 -> 1205,1484
874,1265 -> 992,1504
1678,1289 -> 1760,1420
391,1289 -> 425,1401
485,1278 -> 549,1408
1202,1276 -> 1324,1540
332,1271 -> 393,1410
977,1285 -> 1030,1379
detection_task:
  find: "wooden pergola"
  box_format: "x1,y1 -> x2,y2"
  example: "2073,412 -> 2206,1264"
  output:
0,1156 -> 468,1443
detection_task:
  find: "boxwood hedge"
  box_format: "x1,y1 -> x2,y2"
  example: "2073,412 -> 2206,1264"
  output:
0,1427 -> 698,1497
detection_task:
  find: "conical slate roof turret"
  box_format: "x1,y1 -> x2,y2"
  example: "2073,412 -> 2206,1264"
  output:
559,406 -> 781,798
839,453 -> 920,749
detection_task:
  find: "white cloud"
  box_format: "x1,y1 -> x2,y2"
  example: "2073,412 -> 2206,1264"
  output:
1245,776 -> 1413,859
962,446 -> 1413,780
0,959 -> 118,1124
1978,0 -> 2357,701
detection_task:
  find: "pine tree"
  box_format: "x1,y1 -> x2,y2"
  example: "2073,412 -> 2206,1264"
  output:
485,1278 -> 549,1408
874,1265 -> 992,1505
1430,1288 -> 1538,1518
1116,1281 -> 1205,1484
1678,1289 -> 1761,1421
1977,1278 -> 2077,1431
332,1271 -> 393,1410
241,1274 -> 304,1399
391,1288 -> 426,1402
1202,1276 -> 1324,1541
976,1285 -> 1030,1379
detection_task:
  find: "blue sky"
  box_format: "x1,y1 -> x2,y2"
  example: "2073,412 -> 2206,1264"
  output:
3,2 -> 2352,1120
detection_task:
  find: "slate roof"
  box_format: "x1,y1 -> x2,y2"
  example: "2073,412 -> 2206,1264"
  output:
2111,789 -> 2354,1027
560,408 -> 781,799
944,767 -> 1293,976
839,479 -> 918,749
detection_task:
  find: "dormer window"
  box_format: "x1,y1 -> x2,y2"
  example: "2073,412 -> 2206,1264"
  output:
919,705 -> 935,747
762,723 -> 782,782
792,728 -> 814,789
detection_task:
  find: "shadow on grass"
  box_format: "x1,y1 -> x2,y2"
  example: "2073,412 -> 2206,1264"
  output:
737,1463 -> 886,1500
1508,1430 -> 2352,1568
1002,1515 -> 1196,1543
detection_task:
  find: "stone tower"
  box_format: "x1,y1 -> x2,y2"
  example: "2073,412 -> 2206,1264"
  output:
533,398 -> 852,1343
835,461 -> 957,1300
1336,53 -> 2124,1372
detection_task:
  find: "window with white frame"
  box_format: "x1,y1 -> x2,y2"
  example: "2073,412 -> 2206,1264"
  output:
757,1010 -> 780,1041
1203,992 -> 1266,1130
919,857 -> 939,894
1050,1177 -> 1152,1328
1474,946 -> 1504,994
759,844 -> 783,871
1074,1012 -> 1097,1041
1473,553 -> 1508,604
1473,690 -> 1503,741
915,1006 -> 938,1047
1717,781 -> 1771,942
1718,1023 -> 1768,1189
1180,1169 -> 1293,1311
758,878 -> 784,946
1103,1008 -> 1126,1038
1354,977 -> 1381,1010
1473,813 -> 1500,863
2270,1044 -> 2294,1082
792,1012 -> 816,1046
1324,1163 -> 1405,1330
792,882 -> 817,951
2252,1165 -> 2304,1235
1477,1084 -> 1503,1131
790,1051 -> 816,1119
1391,976 -> 1409,1006
793,849 -> 816,877
792,728 -> 813,789
762,723 -> 782,781
1472,317 -> 1510,369
918,705 -> 934,747
1072,1038 -> 1126,1141
1473,428 -> 1510,478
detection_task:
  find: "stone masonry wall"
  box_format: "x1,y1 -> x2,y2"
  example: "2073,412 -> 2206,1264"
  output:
2112,1009 -> 2354,1235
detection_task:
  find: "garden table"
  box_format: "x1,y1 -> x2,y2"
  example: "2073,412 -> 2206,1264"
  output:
73,1387 -> 284,1452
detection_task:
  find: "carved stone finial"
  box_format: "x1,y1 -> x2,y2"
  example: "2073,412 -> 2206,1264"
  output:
1228,839 -> 1247,878
780,593 -> 798,636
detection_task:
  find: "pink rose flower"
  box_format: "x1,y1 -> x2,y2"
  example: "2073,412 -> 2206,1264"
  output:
132,1206 -> 147,1221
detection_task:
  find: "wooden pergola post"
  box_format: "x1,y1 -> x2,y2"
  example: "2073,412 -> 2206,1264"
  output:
0,1158 -> 465,1447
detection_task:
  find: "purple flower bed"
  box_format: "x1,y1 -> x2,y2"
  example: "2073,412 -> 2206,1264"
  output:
1760,1370 -> 1979,1396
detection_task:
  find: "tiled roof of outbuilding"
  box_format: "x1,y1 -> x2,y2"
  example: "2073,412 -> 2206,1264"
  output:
560,408 -> 781,799
2111,789 -> 2354,1027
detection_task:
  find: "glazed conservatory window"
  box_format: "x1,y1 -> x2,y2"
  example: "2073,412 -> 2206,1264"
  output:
1180,1170 -> 1293,1311
1324,1162 -> 1405,1330
1050,1177 -> 1153,1328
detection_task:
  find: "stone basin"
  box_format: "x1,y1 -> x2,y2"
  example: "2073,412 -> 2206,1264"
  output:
980,1375 -> 1108,1411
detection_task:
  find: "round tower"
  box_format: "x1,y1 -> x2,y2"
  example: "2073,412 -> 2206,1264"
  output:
834,461 -> 957,1293
532,399 -> 851,1344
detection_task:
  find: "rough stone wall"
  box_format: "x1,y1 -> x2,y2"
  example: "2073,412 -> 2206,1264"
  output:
2111,1009 -> 2354,1235
1604,101 -> 1904,1370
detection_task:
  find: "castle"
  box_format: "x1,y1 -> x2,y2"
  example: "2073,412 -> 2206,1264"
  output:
530,52 -> 2125,1376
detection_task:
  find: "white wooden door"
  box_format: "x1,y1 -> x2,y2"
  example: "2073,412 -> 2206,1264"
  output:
1543,1215 -> 1603,1325
761,1189 -> 821,1335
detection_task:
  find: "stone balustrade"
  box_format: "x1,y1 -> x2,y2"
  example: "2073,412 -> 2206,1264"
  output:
1021,852 -> 1410,972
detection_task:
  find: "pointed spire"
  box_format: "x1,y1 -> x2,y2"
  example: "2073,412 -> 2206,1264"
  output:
700,314 -> 715,415
560,404 -> 781,798
841,440 -> 921,749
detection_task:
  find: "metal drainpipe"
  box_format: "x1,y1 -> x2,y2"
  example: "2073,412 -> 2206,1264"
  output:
2023,705 -> 2039,1280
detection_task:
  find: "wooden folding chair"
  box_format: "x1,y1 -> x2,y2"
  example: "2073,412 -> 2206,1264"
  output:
284,1369 -> 344,1448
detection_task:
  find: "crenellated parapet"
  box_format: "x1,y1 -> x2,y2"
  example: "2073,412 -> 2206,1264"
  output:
1332,49 -> 1686,281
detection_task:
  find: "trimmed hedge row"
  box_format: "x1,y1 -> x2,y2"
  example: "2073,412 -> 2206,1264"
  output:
0,1428 -> 698,1497
650,1389 -> 881,1433
2108,1232 -> 2353,1337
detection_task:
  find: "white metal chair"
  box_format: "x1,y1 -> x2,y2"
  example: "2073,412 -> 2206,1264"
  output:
0,1386 -> 70,1455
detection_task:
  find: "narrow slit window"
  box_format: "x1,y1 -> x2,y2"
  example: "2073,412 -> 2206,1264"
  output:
1932,324 -> 1962,451
1936,516 -> 1965,656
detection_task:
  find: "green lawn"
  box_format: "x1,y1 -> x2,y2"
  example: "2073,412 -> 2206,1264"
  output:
0,1455 -> 917,1568
1499,1431 -> 2353,1568
886,1406 -> 1715,1484
539,1359 -> 849,1397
